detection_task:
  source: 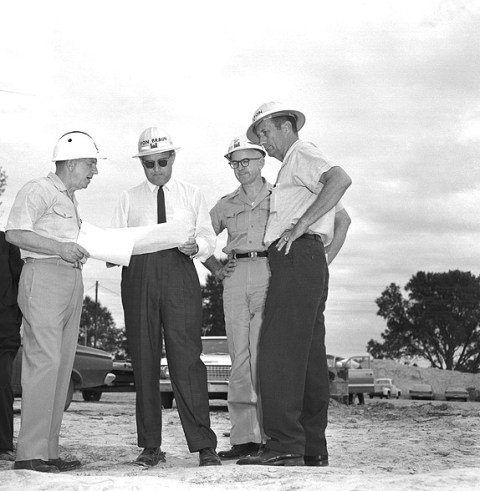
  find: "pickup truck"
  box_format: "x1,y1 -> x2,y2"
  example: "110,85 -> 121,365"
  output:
328,355 -> 375,404
368,378 -> 401,399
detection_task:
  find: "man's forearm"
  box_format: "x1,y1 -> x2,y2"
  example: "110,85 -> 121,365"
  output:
6,230 -> 63,256
203,255 -> 225,278
326,208 -> 351,264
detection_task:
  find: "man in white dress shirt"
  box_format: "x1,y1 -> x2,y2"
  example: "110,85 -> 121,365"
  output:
111,127 -> 221,467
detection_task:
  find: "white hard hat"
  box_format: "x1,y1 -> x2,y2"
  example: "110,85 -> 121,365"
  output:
132,127 -> 180,158
246,102 -> 306,143
52,131 -> 105,162
224,135 -> 266,160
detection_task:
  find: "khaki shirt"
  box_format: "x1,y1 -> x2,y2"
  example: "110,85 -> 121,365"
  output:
210,179 -> 272,255
6,172 -> 81,260
264,140 -> 339,247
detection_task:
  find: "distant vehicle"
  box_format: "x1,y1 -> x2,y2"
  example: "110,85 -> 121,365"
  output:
160,336 -> 230,409
369,378 -> 402,399
409,384 -> 434,400
81,359 -> 136,401
327,355 -> 374,404
444,386 -> 469,402
12,344 -> 115,410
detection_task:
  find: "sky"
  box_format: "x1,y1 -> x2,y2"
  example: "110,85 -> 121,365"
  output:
1,0 -> 479,358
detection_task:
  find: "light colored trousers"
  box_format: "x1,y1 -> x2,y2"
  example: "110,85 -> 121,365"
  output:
16,260 -> 83,461
222,257 -> 270,445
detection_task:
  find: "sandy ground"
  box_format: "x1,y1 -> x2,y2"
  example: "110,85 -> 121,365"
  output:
1,393 -> 479,491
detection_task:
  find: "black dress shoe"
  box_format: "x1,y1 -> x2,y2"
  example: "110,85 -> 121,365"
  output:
48,458 -> 82,472
135,447 -> 166,467
304,455 -> 329,466
199,448 -> 222,466
14,459 -> 60,473
218,442 -> 261,460
237,447 -> 304,466
0,450 -> 15,461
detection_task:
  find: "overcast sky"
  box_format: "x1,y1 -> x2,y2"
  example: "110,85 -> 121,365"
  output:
1,0 -> 479,358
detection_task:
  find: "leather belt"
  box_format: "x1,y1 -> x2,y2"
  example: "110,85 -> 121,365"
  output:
24,257 -> 83,270
299,234 -> 322,242
233,251 -> 268,259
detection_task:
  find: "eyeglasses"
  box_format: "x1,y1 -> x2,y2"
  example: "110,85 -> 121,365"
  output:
142,158 -> 169,169
228,157 -> 262,169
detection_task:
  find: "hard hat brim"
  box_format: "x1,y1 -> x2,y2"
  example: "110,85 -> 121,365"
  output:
224,147 -> 266,160
246,109 -> 305,143
132,145 -> 181,159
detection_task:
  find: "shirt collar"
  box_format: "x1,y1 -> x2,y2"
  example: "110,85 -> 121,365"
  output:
47,172 -> 78,205
230,178 -> 272,205
47,172 -> 68,192
283,139 -> 301,163
145,178 -> 174,193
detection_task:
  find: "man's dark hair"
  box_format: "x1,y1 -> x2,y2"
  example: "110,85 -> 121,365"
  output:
271,115 -> 298,134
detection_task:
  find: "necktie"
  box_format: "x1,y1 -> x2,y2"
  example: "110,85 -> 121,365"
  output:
157,186 -> 166,224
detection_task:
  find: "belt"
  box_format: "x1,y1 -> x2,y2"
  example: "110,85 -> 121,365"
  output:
24,257 -> 83,270
233,251 -> 268,259
299,234 -> 322,242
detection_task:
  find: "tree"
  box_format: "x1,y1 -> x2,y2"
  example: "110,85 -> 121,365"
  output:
79,295 -> 128,358
367,270 -> 480,372
201,261 -> 226,336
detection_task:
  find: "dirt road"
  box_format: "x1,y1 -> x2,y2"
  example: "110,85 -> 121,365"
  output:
1,394 -> 479,490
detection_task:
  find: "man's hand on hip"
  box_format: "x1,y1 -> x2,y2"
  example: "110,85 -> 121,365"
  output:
276,221 -> 308,255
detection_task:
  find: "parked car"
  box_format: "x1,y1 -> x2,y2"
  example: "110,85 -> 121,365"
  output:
409,383 -> 434,400
160,336 -> 231,408
369,378 -> 401,399
327,354 -> 374,404
81,359 -> 136,401
444,386 -> 469,402
12,344 -> 115,410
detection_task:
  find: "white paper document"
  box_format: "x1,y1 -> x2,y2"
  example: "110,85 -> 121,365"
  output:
78,221 -> 189,266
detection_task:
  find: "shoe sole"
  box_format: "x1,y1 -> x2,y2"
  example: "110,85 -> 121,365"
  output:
237,456 -> 304,466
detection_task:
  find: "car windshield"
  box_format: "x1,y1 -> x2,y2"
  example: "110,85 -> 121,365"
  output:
202,338 -> 229,355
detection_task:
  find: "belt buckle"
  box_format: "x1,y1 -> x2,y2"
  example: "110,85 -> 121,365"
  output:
249,251 -> 258,261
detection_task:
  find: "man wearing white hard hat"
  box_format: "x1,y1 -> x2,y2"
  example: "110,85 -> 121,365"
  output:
203,135 -> 272,460
5,131 -> 103,472
238,102 -> 352,467
111,127 -> 220,467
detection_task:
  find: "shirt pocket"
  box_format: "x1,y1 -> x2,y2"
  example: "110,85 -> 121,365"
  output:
225,208 -> 247,233
52,205 -> 73,219
51,204 -> 75,233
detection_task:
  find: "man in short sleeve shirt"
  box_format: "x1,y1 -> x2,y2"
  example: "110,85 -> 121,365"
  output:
204,136 -> 271,459
238,102 -> 352,467
6,131 -> 102,472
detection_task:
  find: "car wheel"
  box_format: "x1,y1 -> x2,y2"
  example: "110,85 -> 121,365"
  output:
82,390 -> 102,402
64,378 -> 74,411
161,392 -> 174,409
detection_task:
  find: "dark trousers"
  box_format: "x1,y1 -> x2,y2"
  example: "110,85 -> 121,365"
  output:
0,305 -> 22,452
259,236 -> 330,456
121,249 -> 216,452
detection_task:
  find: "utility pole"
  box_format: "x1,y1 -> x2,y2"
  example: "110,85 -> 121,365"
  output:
94,280 -> 98,348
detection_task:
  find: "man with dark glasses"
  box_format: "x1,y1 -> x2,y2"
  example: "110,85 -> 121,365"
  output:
204,135 -> 272,460
111,127 -> 220,467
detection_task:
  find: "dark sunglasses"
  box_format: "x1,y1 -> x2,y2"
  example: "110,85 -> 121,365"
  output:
142,158 -> 169,169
